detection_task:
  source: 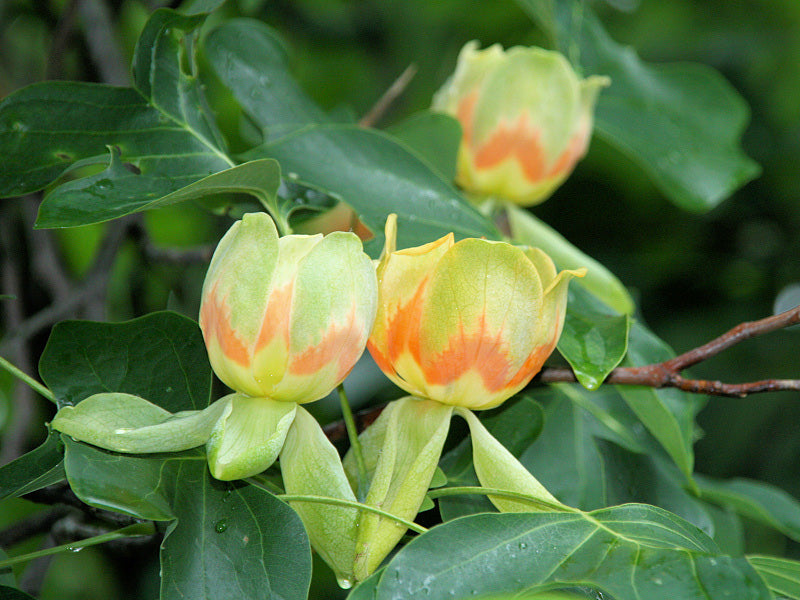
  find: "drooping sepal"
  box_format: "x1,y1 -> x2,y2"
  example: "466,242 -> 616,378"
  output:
455,406 -> 565,513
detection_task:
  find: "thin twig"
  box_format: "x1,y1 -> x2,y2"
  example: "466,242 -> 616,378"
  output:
359,63 -> 418,128
540,305 -> 800,398
0,219 -> 130,354
0,211 -> 36,463
0,507 -> 72,548
77,0 -> 129,86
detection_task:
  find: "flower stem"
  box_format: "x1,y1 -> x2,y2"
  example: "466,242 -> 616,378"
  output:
0,355 -> 56,403
0,522 -> 155,569
276,493 -> 427,535
426,486 -> 572,513
338,384 -> 369,502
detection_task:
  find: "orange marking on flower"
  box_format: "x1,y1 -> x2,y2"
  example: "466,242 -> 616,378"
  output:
507,311 -> 562,388
422,316 -> 515,393
456,92 -> 479,144
289,306 -> 364,380
545,126 -> 588,178
254,282 -> 294,352
473,114 -> 547,183
200,283 -> 251,367
386,279 -> 429,365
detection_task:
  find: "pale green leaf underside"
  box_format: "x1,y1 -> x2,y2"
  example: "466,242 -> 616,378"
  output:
52,392 -> 229,454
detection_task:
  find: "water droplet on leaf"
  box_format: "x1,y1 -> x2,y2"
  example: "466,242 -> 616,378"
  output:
214,519 -> 228,533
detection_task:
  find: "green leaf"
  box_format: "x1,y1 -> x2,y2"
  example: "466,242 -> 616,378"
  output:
64,436 -> 196,521
161,462 -> 312,600
386,111 -> 462,181
617,321 -> 703,484
0,432 -> 64,500
514,0 -> 760,211
38,154 -> 281,229
0,8 -> 234,226
698,476 -> 800,542
376,506 -> 772,600
204,19 -> 329,139
254,124 -> 498,257
62,438 -> 313,599
204,19 -> 497,256
39,311 -> 212,411
748,555 -> 800,600
557,284 -> 630,390
0,586 -> 37,599
506,204 -> 633,315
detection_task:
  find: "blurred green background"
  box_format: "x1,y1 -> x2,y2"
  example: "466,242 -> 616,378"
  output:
1,0 -> 799,597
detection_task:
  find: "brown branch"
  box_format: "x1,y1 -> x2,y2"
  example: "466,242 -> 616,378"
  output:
359,64 -> 418,128
540,305 -> 800,398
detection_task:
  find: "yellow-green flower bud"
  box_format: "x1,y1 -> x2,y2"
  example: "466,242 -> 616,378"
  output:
368,215 -> 585,410
199,212 -> 377,403
432,41 -> 609,206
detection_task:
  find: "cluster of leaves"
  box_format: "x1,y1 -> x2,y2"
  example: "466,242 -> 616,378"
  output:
0,0 -> 798,599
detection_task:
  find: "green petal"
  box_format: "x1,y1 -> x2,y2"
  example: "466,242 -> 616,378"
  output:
348,396 -> 453,581
280,405 -> 359,585
51,392 -> 228,453
205,395 -> 296,480
456,406 -> 564,512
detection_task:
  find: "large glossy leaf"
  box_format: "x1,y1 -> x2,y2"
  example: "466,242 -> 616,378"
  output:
386,111 -> 461,182
39,311 -> 211,411
38,155 -> 280,229
205,19 -> 329,140
748,555 -> 800,600
617,321 -> 703,484
698,475 -> 800,542
62,438 -> 312,600
513,0 -> 759,211
0,432 -> 64,500
557,284 -> 630,390
0,8 -> 234,226
63,437 -> 192,521
375,506 -> 771,599
160,461 -> 312,600
205,19 -> 497,256
254,124 -> 498,256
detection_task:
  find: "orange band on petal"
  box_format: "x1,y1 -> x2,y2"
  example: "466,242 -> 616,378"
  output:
473,114 -> 547,183
200,283 -> 251,367
255,281 -> 294,353
423,316 -> 514,393
545,126 -> 588,179
289,306 -> 364,380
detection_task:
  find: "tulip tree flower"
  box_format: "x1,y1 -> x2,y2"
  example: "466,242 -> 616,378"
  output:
51,211 -> 377,550
433,41 -> 609,206
309,215 -> 586,581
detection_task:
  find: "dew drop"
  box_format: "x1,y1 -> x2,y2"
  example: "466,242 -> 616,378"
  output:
653,578 -> 663,585
336,577 -> 353,589
67,546 -> 83,553
214,519 -> 228,533
518,542 -> 528,550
